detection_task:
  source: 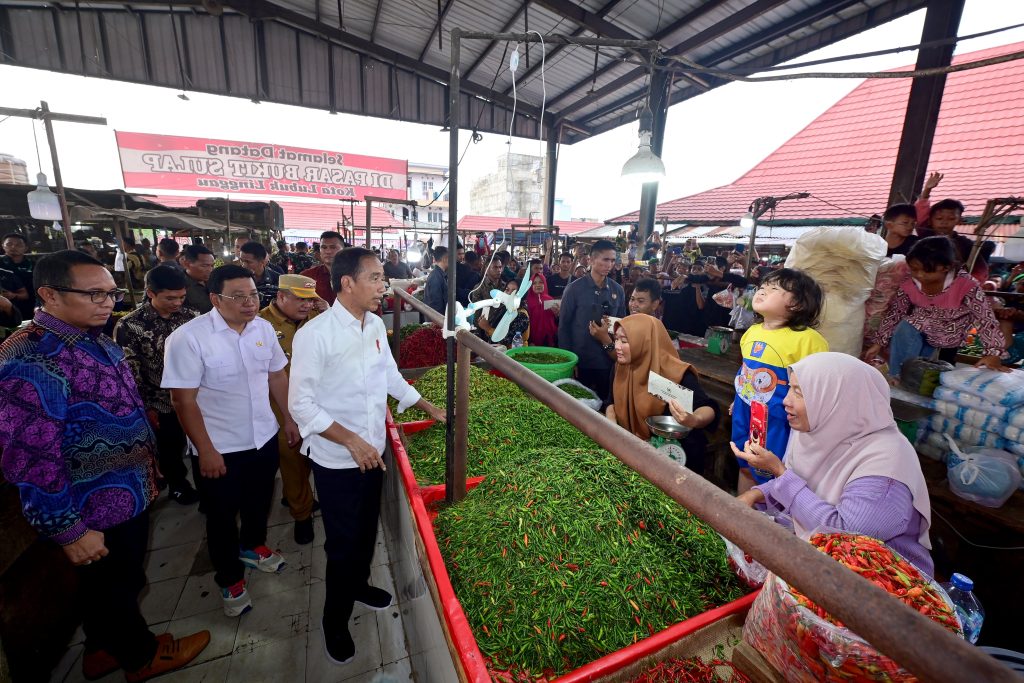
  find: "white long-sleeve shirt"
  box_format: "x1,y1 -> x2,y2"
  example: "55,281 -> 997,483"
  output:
288,300 -> 420,469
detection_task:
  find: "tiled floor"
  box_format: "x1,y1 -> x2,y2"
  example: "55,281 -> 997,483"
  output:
48,474 -> 414,683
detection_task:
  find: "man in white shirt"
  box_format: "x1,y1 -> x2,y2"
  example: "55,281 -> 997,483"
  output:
162,264 -> 300,618
289,247 -> 445,665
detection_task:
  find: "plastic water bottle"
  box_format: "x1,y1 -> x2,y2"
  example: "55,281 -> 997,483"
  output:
511,332 -> 524,349
940,573 -> 985,643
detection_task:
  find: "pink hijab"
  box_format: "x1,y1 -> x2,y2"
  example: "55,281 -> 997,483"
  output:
525,274 -> 558,347
784,352 -> 931,549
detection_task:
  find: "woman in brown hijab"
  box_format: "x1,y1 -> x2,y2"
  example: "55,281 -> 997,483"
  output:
606,314 -> 720,474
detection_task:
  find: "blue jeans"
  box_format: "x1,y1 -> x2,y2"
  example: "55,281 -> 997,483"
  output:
888,320 -> 934,379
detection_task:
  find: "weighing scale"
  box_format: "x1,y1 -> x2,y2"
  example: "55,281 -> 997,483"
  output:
646,416 -> 689,467
705,326 -> 733,355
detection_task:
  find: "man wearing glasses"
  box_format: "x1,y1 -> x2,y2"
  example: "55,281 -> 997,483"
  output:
258,274 -> 323,545
162,264 -> 300,618
0,250 -> 210,680
114,265 -> 200,505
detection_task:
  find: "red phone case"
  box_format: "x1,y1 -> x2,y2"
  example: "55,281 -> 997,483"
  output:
749,400 -> 768,448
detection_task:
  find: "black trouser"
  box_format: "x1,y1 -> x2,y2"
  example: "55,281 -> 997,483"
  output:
577,365 -> 613,404
156,410 -> 191,490
196,436 -> 280,588
311,462 -> 383,630
78,510 -> 157,671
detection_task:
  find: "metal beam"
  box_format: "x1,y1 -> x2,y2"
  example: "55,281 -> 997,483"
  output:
417,0 -> 457,62
530,0 -> 636,41
462,6 -> 523,80
578,0 -> 886,132
503,0 -> 621,96
636,69 -> 669,243
368,0 -> 384,43
221,0 -> 543,121
553,0 -> 790,119
543,127 -> 558,227
888,0 -> 964,205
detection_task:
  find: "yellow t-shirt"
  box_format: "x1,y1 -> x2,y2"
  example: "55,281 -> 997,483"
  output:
738,323 -> 829,374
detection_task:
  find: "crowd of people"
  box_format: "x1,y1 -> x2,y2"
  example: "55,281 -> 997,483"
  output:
0,168 -> 1016,678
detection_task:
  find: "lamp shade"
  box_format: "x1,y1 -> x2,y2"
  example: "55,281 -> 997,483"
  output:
739,212 -> 756,230
621,132 -> 666,184
27,173 -> 63,221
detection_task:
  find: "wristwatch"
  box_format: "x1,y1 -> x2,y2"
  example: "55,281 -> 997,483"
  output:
603,342 -> 615,352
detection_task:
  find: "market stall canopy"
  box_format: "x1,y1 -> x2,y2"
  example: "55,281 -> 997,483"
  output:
0,183 -> 171,220
0,1 -> 928,143
607,42 -> 1024,241
70,206 -> 246,234
457,215 -> 601,235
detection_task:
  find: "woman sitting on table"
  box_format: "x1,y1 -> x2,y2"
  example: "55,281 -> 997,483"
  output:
732,352 -> 934,575
476,279 -> 530,347
605,314 -> 720,474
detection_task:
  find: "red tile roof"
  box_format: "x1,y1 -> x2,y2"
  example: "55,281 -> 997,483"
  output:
148,195 -> 410,230
456,215 -> 605,235
609,42 -> 1024,230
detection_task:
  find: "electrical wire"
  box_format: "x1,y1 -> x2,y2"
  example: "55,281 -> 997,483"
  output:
30,116 -> 43,172
932,509 -> 1024,551
807,193 -> 876,219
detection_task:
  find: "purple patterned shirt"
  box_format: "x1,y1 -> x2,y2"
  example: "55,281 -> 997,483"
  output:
755,471 -> 933,576
0,312 -> 158,544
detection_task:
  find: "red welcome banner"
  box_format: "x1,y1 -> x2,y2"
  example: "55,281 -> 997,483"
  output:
115,131 -> 408,201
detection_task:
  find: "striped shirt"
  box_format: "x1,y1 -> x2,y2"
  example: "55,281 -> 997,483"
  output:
756,470 -> 933,576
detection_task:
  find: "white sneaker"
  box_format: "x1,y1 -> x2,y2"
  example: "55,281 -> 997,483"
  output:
239,545 -> 287,573
221,579 -> 253,617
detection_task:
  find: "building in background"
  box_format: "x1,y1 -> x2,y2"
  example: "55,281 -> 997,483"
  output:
407,162 -> 449,227
470,153 -> 547,219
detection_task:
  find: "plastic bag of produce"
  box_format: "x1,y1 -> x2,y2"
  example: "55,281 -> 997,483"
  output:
938,367 -> 1024,407
963,447 -> 1024,491
720,534 -> 768,589
899,358 -> 953,397
786,227 -> 887,356
864,257 -> 909,338
551,378 -> 602,411
947,449 -> 1022,508
711,285 -> 735,309
744,533 -> 961,683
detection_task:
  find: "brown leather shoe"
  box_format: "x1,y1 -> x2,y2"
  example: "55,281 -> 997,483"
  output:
82,634 -> 172,680
124,631 -> 210,682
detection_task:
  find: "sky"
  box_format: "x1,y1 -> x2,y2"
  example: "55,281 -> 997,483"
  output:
1,0 -> 1023,224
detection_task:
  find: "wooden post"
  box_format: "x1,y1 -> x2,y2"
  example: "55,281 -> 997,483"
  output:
451,339 -> 470,502
391,289 -> 402,360
39,102 -> 75,249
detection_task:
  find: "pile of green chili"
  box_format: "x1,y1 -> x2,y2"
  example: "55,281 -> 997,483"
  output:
434,447 -> 745,678
404,394 -> 595,485
512,351 -> 570,365
391,365 -> 523,423
559,383 -> 597,400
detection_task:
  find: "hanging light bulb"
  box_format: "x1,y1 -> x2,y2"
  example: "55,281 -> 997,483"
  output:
739,212 -> 756,230
620,107 -> 666,184
27,172 -> 63,221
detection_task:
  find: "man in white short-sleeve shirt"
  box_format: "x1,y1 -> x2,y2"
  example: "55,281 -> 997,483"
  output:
289,247 -> 445,664
163,264 -> 300,618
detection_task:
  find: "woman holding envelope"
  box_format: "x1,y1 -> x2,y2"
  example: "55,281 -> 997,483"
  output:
605,314 -> 719,474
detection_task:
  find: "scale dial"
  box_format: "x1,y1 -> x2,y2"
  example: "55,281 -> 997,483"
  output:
657,442 -> 687,467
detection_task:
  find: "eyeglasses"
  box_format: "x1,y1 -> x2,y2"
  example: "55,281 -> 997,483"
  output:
45,286 -> 125,303
215,293 -> 260,304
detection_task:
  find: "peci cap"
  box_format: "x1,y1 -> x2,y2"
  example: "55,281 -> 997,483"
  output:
278,274 -> 318,298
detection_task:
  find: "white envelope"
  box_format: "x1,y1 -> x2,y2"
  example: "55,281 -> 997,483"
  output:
544,299 -> 561,310
647,371 -> 693,412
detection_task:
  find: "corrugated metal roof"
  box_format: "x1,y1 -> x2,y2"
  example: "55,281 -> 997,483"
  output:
0,0 -> 927,143
609,41 -> 1024,237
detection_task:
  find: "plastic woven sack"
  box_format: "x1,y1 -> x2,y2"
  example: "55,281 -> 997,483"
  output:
744,568 -> 959,682
926,415 -> 1007,450
864,257 -> 909,338
932,386 -> 1011,420
785,227 -> 887,356
938,367 -> 1024,407
720,535 -> 768,589
947,450 -> 1022,508
933,402 -> 1022,441
551,378 -> 602,411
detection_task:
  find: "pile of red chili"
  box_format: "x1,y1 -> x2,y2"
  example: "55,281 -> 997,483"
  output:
793,533 -> 959,633
626,656 -> 751,683
398,324 -> 447,369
